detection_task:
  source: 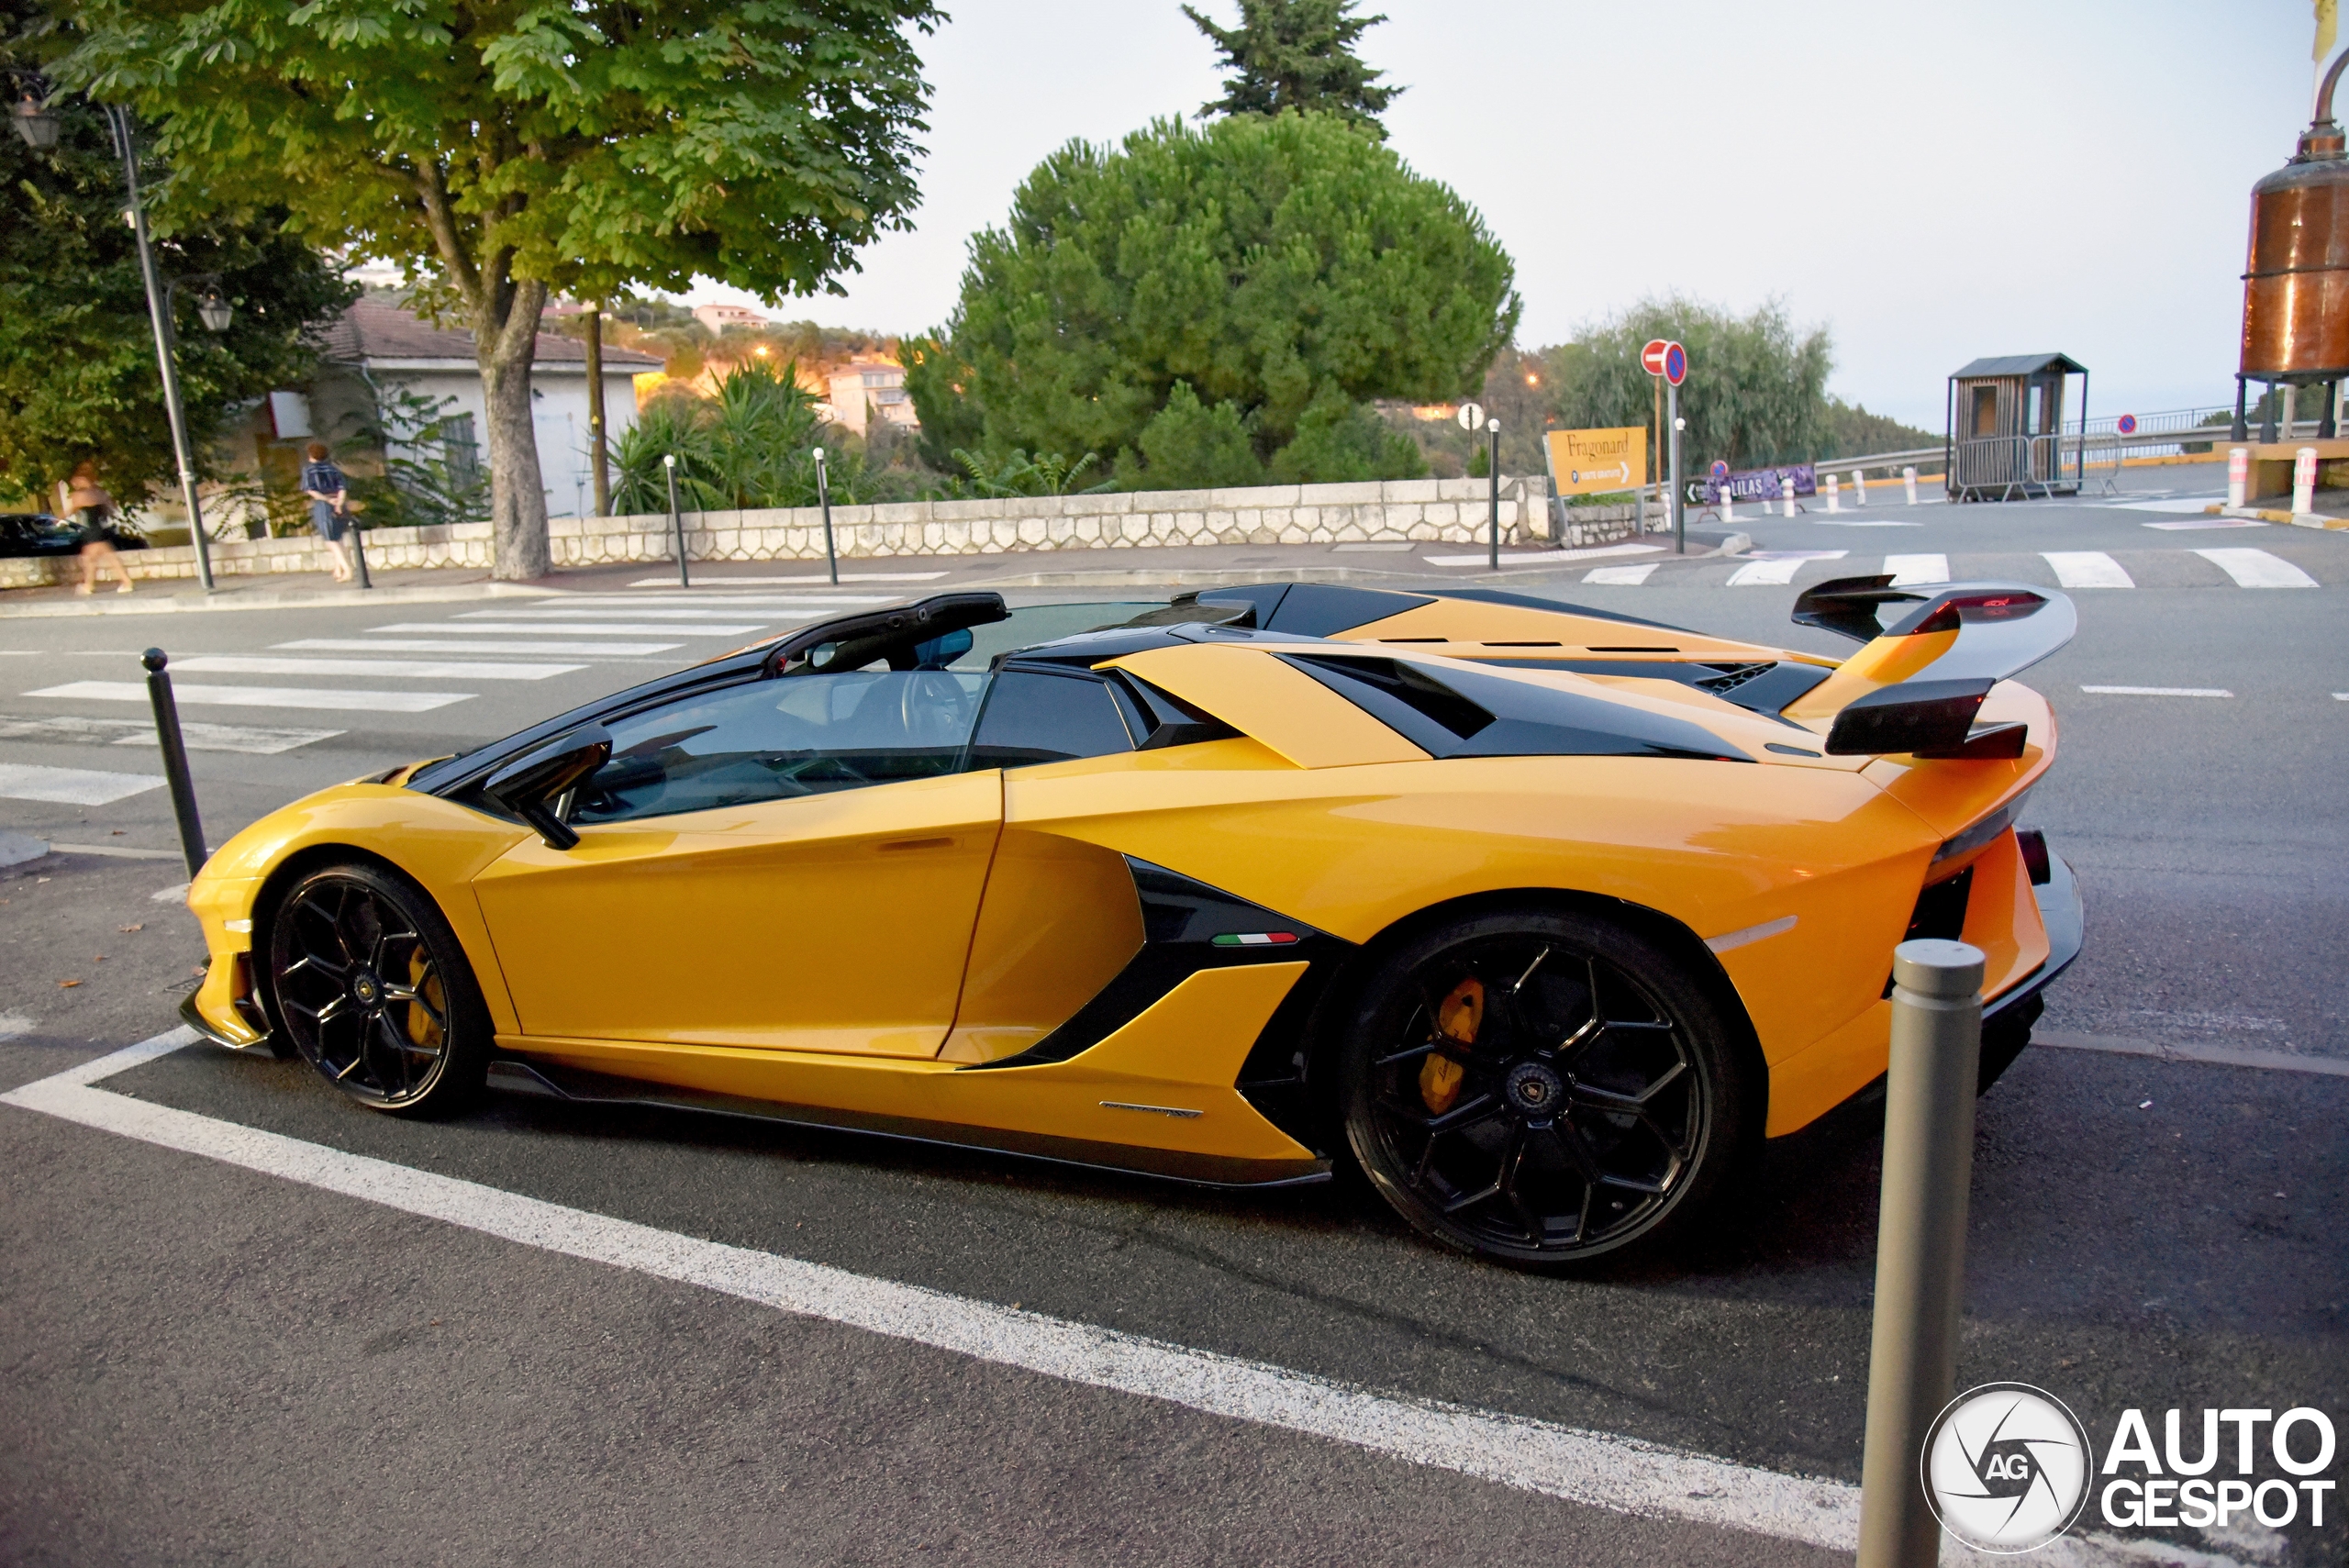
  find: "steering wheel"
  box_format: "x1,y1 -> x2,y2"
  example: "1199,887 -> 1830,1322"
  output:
899,672 -> 974,748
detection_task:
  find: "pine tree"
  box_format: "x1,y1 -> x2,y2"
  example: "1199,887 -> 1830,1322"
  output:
1184,0 -> 1401,138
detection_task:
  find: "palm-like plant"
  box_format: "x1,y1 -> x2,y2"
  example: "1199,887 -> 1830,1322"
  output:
934,447 -> 1109,499
613,361 -> 874,513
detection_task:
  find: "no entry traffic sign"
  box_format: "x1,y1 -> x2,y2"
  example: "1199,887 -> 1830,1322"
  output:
1642,339 -> 1687,385
1640,339 -> 1671,377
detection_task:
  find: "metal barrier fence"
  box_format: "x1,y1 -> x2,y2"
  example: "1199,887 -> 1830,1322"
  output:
1949,434 -> 2082,501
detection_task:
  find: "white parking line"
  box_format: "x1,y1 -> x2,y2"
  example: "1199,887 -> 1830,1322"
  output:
277,638 -> 685,657
2194,548 -> 2318,587
2142,519 -> 2268,530
1582,563 -> 1659,585
369,622 -> 763,638
0,762 -> 164,805
24,682 -> 472,714
1882,553 -> 1948,586
0,1033 -> 2242,1568
170,655 -> 584,683
582,595 -> 895,607
458,607 -> 785,623
2042,551 -> 2135,589
1421,545 -> 1664,567
1725,551 -> 1845,587
2080,685 -> 2232,697
0,714 -> 341,754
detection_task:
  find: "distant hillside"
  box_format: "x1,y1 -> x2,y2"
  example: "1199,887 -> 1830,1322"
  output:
1821,398 -> 1938,459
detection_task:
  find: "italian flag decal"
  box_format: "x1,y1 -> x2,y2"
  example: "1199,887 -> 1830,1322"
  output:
1211,932 -> 1299,947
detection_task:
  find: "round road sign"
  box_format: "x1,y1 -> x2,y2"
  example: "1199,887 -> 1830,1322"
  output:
1640,339 -> 1671,377
1456,402 -> 1486,431
2117,413 -> 2138,436
1709,460 -> 1729,481
1664,341 -> 1687,386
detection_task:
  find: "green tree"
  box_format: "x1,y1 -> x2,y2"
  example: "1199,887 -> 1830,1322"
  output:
903,112 -> 1517,491
1185,0 -> 1400,138
1539,295 -> 1832,473
0,10 -> 353,510
56,0 -> 940,578
613,360 -> 869,514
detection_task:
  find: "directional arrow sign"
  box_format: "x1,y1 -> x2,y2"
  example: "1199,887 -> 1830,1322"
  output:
1640,339 -> 1671,377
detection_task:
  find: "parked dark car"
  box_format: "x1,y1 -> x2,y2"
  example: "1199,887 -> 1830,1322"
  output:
0,512 -> 148,557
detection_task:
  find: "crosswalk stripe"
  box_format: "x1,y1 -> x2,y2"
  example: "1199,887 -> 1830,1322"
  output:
2080,685 -> 2232,697
626,577 -> 932,589
2195,548 -> 2319,587
457,606 -> 797,622
1725,551 -> 1843,586
583,593 -> 897,606
2042,551 -> 2134,588
0,762 -> 165,806
24,682 -> 472,714
171,655 -> 584,682
368,621 -> 763,638
276,638 -> 684,657
0,714 -> 342,754
1583,563 -> 1660,585
1421,545 -> 1662,567
1883,553 -> 1949,585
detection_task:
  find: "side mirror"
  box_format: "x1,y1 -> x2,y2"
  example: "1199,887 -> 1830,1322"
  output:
484,725 -> 611,850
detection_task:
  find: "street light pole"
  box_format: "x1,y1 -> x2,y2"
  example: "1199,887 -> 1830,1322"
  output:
105,105 -> 214,593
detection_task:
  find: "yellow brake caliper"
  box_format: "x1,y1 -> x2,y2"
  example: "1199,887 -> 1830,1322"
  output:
1419,976 -> 1483,1115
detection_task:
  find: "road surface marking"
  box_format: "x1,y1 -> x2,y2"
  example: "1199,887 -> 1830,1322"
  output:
25,682 -> 473,714
2142,519 -> 2268,530
1882,553 -> 1948,585
1330,542 -> 1414,552
277,638 -> 685,658
1420,544 -> 1664,566
0,714 -> 342,754
46,841 -> 183,860
2080,685 -> 2232,698
0,1031 -> 2243,1568
2034,1031 -> 2349,1078
0,762 -> 163,805
627,574 -> 941,586
0,1013 -> 29,1040
580,594 -> 896,607
2107,496 -> 2230,514
2195,548 -> 2318,587
150,882 -> 189,903
170,655 -> 584,683
1582,563 -> 1659,585
1724,550 -> 1845,586
370,621 -> 764,638
458,607 -> 787,623
2042,551 -> 2135,589
1806,519 -> 1921,528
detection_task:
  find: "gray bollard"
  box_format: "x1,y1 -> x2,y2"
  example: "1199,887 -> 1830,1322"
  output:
1857,938 -> 1986,1568
814,445 -> 839,585
348,517 -> 373,590
663,454 -> 689,588
140,649 -> 208,880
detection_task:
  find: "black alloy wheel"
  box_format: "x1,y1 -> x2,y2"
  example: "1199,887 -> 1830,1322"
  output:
1339,909 -> 1750,1267
265,862 -> 489,1116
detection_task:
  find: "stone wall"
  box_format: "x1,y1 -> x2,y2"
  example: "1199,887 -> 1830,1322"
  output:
3,474 -> 1657,589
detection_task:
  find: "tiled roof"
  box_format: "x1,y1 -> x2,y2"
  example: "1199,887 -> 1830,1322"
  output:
322,298 -> 662,368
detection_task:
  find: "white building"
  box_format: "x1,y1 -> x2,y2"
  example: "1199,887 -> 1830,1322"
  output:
693,301 -> 769,334
827,361 -> 918,438
309,300 -> 660,517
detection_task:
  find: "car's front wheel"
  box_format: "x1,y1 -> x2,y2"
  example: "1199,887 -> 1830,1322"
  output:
1336,907 -> 1753,1268
265,862 -> 490,1117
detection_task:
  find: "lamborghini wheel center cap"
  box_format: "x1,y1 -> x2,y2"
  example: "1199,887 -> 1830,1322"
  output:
1505,1061 -> 1564,1117
351,972 -> 382,1007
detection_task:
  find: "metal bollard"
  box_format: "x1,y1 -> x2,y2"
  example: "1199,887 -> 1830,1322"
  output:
663,453 -> 689,588
140,649 -> 208,880
2228,446 -> 2249,509
1853,469 -> 1867,506
348,517 -> 373,590
814,446 -> 839,585
2292,446 -> 2318,516
1903,465 -> 1919,505
1825,473 -> 1841,513
1856,938 -> 1986,1568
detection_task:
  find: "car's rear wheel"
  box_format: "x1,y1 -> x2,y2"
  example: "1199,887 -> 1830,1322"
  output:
265,862 -> 489,1117
1336,908 -> 1752,1267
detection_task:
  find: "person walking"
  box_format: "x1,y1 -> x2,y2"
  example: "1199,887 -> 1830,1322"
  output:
59,462 -> 133,595
299,441 -> 354,582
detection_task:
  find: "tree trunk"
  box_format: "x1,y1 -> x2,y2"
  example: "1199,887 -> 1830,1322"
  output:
478,276 -> 551,580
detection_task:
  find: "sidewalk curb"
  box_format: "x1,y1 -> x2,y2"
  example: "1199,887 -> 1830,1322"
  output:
0,580 -> 564,619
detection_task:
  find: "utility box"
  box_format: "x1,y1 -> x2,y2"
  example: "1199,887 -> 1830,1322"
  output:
1945,353 -> 2087,502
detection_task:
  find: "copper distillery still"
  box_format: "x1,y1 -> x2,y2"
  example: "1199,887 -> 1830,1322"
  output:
2234,49 -> 2349,439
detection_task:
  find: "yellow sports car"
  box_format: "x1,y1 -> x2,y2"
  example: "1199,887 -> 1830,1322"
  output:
179,579 -> 2081,1266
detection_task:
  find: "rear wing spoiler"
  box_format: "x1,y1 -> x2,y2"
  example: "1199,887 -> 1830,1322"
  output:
1783,577 -> 2076,758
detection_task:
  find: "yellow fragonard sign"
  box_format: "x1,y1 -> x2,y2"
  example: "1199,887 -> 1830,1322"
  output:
1545,427 -> 1647,495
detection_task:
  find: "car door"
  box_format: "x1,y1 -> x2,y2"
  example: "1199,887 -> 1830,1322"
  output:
471,661 -> 999,1058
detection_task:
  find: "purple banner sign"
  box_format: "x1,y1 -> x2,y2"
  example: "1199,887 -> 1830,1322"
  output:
1701,463 -> 1815,505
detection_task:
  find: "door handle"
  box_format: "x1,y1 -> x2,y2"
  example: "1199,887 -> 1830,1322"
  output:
876,837 -> 954,853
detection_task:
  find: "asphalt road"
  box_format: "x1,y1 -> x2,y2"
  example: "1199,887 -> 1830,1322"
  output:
1,481 -> 2343,1565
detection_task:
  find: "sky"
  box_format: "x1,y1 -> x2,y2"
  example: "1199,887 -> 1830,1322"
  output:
676,1 -> 2323,432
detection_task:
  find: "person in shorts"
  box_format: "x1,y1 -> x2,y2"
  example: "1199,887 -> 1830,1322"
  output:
59,462 -> 132,595
300,440 -> 354,582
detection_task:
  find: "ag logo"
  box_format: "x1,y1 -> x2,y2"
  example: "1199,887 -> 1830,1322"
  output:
1923,1383 -> 2092,1552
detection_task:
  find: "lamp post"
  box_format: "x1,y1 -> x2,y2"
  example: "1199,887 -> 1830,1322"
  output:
1486,419 -> 1503,570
